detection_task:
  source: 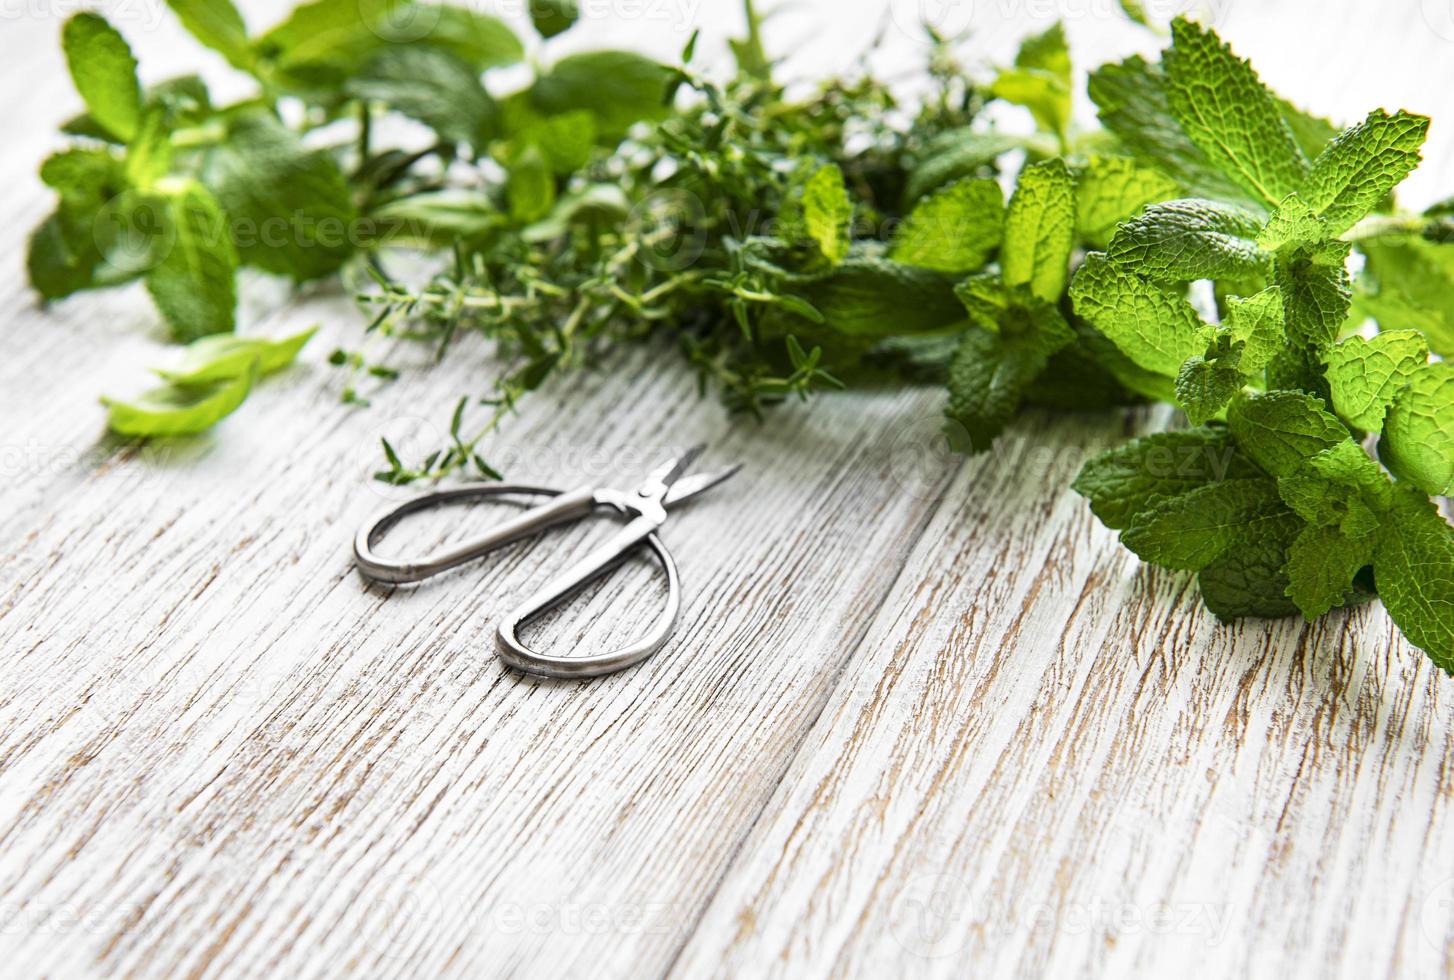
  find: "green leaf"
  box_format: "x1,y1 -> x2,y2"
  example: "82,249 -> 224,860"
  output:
1224,286 -> 1285,374
801,165 -> 852,266
1323,330 -> 1429,432
1072,425 -> 1261,529
145,178 -> 239,342
419,6 -> 524,72
1284,524 -> 1375,618
1356,238 -> 1454,356
348,44 -> 497,149
905,130 -> 1026,203
1106,198 -> 1266,282
373,189 -> 501,246
1175,331 -> 1244,425
202,115 -> 357,280
530,51 -> 673,142
166,0 -> 253,70
890,177 -> 1003,273
1075,155 -> 1179,249
1300,109 -> 1429,237
1002,158 -> 1075,302
507,144 -> 556,224
1276,441 -> 1391,537
61,13 -> 143,142
1120,477 -> 1295,571
1257,194 -> 1326,252
1087,54 -> 1257,207
154,326 -> 317,383
1162,18 -> 1307,207
991,23 -> 1072,140
1375,488 -> 1454,672
1226,390 -> 1349,478
1272,240 -> 1352,349
1069,252 -> 1211,376
125,109 -> 175,189
945,283 -> 1074,451
1381,362 -> 1454,496
788,259 -> 964,338
529,0 -> 578,38
103,363 -> 257,437
1198,515 -> 1302,620
28,211 -> 105,301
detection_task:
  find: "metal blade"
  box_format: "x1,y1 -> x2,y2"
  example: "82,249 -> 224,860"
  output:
633,443 -> 706,502
662,464 -> 742,508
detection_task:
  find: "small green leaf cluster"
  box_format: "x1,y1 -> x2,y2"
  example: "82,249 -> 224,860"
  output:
30,4 -> 1454,671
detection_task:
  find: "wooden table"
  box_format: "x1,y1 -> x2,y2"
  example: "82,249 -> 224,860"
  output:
2,2 -> 1452,977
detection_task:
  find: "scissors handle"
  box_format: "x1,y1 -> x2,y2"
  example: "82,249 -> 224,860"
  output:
354,484 -> 682,679
354,485 -> 596,585
496,516 -> 681,679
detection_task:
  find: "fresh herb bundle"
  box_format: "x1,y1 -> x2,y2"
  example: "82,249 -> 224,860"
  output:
30,1 -> 1454,671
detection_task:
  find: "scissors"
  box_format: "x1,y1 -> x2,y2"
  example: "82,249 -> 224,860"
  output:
353,445 -> 739,679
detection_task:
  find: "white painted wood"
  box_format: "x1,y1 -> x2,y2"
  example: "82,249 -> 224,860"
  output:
1,3 -> 1452,979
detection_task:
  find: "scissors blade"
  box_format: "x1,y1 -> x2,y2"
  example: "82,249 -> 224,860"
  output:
662,464 -> 741,508
634,443 -> 706,502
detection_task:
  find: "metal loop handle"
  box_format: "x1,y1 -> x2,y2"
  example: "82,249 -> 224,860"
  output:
354,484 -> 681,678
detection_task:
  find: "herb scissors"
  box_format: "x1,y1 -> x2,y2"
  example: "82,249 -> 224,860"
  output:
354,445 -> 739,679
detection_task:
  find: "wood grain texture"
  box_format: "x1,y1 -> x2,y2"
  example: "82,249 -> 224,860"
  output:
2,2 -> 1453,978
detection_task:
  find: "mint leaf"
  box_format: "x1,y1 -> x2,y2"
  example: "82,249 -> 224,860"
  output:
1199,516 -> 1302,620
1276,442 -> 1392,536
946,280 -> 1074,451
1069,252 -> 1210,375
1162,18 -> 1307,207
166,0 -> 253,70
1073,425 -> 1260,529
1106,198 -> 1265,282
1087,54 -> 1255,206
348,45 -> 498,149
802,165 -> 852,266
418,7 -> 524,72
1075,155 -> 1179,249
1375,489 -> 1454,672
1381,362 -> 1454,496
103,362 -> 257,437
155,326 -> 316,383
202,115 -> 357,280
1273,239 -> 1352,349
507,144 -> 555,224
1176,331 -> 1244,425
891,177 -> 1003,273
1224,286 -> 1284,373
145,179 -> 238,341
1002,159 -> 1075,302
1257,193 -> 1326,252
1121,477 -> 1295,571
1301,109 -> 1430,236
28,212 -> 106,301
1227,390 -> 1349,478
531,51 -> 673,142
789,259 -> 964,337
1285,524 -> 1375,618
62,13 -> 143,142
991,23 -> 1072,141
906,130 -> 1026,203
529,0 -> 578,38
1323,330 -> 1429,432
